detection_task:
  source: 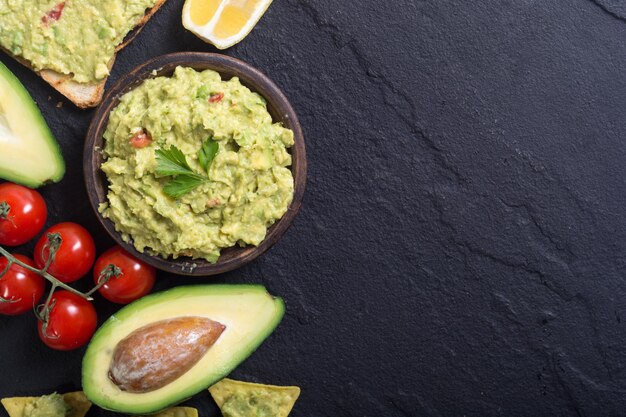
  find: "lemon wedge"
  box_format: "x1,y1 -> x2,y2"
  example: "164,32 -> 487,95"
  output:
182,0 -> 273,49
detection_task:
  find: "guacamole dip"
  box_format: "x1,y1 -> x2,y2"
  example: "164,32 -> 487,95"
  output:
221,392 -> 281,417
99,66 -> 294,263
209,378 -> 300,417
0,0 -> 158,83
23,394 -> 70,417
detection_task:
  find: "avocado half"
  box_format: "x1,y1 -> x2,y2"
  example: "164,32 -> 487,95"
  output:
0,60 -> 65,187
82,285 -> 285,414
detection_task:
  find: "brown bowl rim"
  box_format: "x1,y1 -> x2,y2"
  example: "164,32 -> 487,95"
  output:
83,52 -> 306,276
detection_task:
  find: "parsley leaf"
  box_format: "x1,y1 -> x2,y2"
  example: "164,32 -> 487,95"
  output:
163,174 -> 206,198
155,146 -> 194,176
198,138 -> 219,174
155,145 -> 207,198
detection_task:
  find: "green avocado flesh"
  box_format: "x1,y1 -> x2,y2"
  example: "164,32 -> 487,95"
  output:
0,60 -> 64,187
81,285 -> 285,415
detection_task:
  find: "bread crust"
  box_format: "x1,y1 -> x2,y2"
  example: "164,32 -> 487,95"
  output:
1,0 -> 168,108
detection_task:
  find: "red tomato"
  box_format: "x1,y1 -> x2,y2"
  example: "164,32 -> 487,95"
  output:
94,246 -> 155,304
0,183 -> 47,246
37,291 -> 97,351
0,255 -> 45,315
34,223 -> 95,283
41,2 -> 65,25
129,129 -> 152,149
209,92 -> 224,103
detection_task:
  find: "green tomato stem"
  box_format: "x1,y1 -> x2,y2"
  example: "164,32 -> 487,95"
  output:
0,258 -> 17,303
85,264 -> 121,297
0,245 -> 93,300
0,201 -> 9,218
0,201 -> 15,227
41,232 -> 61,273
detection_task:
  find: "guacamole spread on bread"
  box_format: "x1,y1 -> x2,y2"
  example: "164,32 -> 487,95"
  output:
0,0 -> 159,83
99,66 -> 294,262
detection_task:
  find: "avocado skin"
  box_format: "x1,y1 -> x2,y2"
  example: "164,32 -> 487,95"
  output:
81,285 -> 285,415
0,60 -> 65,187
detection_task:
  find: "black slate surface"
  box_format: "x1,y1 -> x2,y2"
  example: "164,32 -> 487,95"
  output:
1,0 -> 626,416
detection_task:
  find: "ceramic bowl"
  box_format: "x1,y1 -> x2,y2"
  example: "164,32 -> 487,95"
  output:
84,53 -> 306,276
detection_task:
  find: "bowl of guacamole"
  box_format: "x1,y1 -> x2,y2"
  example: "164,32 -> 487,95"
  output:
84,53 -> 306,276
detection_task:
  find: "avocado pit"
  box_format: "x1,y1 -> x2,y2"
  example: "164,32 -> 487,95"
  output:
108,316 -> 225,393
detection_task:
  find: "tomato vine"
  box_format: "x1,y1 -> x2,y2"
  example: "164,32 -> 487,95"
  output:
0,233 -> 111,332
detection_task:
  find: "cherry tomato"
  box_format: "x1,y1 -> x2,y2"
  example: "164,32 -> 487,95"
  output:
37,291 -> 97,351
93,246 -> 155,304
0,183 -> 47,246
0,255 -> 45,315
34,222 -> 95,283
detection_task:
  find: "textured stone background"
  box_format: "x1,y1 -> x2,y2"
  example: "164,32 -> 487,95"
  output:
1,0 -> 626,416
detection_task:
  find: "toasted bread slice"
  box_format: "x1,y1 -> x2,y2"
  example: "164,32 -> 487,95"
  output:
1,0 -> 168,108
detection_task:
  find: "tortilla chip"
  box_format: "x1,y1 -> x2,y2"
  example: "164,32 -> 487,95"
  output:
1,392 -> 91,417
1,397 -> 32,417
209,378 -> 300,417
139,407 -> 198,417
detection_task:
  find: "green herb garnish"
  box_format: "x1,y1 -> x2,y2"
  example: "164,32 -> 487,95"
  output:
156,146 -> 206,198
162,174 -> 206,198
198,138 -> 219,174
156,146 -> 197,176
155,141 -> 219,198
